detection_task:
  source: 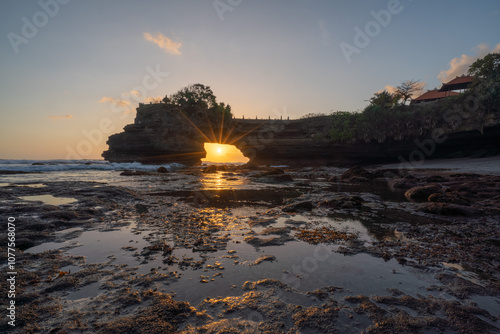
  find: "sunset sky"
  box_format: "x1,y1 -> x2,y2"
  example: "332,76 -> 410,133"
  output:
1,0 -> 499,159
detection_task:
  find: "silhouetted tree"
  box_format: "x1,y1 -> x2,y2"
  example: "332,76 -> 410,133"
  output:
468,53 -> 500,80
395,79 -> 424,105
162,83 -> 232,128
468,53 -> 500,110
369,90 -> 398,109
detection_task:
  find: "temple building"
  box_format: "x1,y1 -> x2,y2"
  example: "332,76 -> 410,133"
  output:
412,75 -> 474,104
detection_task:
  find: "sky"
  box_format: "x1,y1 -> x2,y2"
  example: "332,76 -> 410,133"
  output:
0,0 -> 499,160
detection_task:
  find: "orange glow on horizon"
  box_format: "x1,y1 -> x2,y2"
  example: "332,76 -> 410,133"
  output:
202,143 -> 249,163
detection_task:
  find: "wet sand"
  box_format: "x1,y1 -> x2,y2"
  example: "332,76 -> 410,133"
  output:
1,164 -> 499,333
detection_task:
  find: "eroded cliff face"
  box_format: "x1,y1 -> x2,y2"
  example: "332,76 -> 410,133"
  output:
102,104 -> 208,164
103,103 -> 500,166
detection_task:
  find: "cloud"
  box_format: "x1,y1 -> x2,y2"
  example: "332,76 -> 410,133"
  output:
377,81 -> 426,99
438,43 -> 500,82
129,90 -> 141,98
48,114 -> 72,120
382,85 -> 397,94
143,96 -> 163,103
99,93 -> 162,112
143,32 -> 182,55
98,96 -> 131,108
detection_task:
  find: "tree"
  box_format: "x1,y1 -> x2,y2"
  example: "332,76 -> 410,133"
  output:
368,90 -> 398,109
162,83 -> 232,127
468,53 -> 500,80
468,53 -> 500,110
395,79 -> 424,105
162,83 -> 217,109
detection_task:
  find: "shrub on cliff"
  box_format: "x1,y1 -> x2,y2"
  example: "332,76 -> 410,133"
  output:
328,111 -> 358,142
162,83 -> 232,125
468,53 -> 500,111
327,54 -> 499,144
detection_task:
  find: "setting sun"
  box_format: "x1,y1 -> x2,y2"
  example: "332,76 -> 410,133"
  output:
202,143 -> 249,163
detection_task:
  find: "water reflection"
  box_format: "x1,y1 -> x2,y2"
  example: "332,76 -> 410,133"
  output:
200,171 -> 245,190
19,194 -> 77,206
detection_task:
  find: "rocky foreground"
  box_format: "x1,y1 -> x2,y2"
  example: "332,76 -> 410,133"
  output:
0,165 -> 499,333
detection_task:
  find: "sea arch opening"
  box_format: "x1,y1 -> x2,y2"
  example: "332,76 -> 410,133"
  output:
201,143 -> 249,164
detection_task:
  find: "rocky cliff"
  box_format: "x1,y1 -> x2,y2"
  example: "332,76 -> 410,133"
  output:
103,101 -> 500,166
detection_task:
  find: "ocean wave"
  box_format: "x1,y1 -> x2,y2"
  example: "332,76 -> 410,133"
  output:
0,159 -> 183,172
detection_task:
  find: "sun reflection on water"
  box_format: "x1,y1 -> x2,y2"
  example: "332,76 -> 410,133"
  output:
200,171 -> 245,190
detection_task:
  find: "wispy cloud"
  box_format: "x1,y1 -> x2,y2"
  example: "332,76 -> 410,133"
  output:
438,43 -> 500,82
377,82 -> 426,99
143,32 -> 182,55
98,96 -> 131,108
48,114 -> 72,120
143,96 -> 163,103
381,85 -> 397,95
99,92 -> 163,112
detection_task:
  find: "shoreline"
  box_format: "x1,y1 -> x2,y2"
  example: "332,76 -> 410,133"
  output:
1,164 -> 499,333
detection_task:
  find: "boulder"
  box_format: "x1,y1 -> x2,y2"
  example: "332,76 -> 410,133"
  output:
203,165 -> 218,173
428,193 -> 471,206
421,203 -> 481,217
388,177 -> 420,191
157,166 -> 168,173
319,196 -> 364,209
404,184 -> 443,202
425,175 -> 448,183
340,166 -> 374,183
282,201 -> 314,212
120,170 -> 153,176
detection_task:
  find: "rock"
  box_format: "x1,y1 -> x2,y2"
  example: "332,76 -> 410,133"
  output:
327,176 -> 338,182
319,196 -> 364,209
0,170 -> 31,174
120,170 -> 153,176
340,166 -> 374,183
267,174 -> 294,183
428,193 -> 471,206
16,238 -> 35,250
135,203 -> 149,213
203,165 -> 218,173
244,236 -> 284,247
388,176 -> 420,191
421,203 -> 482,216
102,100 -> 500,165
404,184 -> 443,202
282,201 -> 314,212
32,162 -> 45,165
41,210 -> 79,220
193,245 -> 218,252
425,175 -> 448,183
257,168 -> 285,176
254,255 -> 276,265
247,218 -> 277,227
371,169 -> 401,179
253,169 -> 293,183
157,166 -> 168,173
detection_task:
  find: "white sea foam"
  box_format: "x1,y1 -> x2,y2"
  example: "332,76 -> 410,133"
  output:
0,159 -> 183,173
